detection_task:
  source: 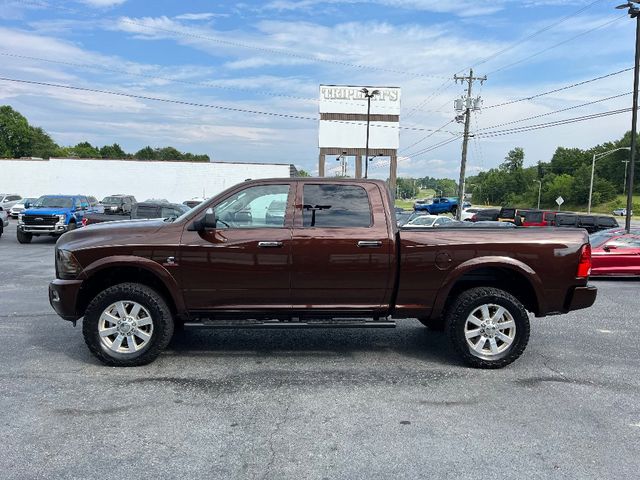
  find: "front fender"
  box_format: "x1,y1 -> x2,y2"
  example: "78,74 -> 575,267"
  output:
81,255 -> 186,314
430,256 -> 544,318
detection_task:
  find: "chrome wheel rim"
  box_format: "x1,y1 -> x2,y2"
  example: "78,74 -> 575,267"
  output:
98,301 -> 154,354
464,303 -> 516,358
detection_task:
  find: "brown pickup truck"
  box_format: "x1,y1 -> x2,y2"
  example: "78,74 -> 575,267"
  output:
49,178 -> 597,368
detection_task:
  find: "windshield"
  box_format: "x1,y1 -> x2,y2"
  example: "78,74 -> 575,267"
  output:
32,196 -> 73,208
590,232 -> 617,248
102,196 -> 123,204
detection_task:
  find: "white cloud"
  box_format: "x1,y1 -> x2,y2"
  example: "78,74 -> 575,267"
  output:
175,13 -> 229,21
78,0 -> 128,7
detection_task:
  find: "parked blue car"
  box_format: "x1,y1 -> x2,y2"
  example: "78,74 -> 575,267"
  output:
17,195 -> 93,244
414,197 -> 459,214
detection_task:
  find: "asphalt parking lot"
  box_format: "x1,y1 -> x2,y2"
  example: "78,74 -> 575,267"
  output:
1,221 -> 639,479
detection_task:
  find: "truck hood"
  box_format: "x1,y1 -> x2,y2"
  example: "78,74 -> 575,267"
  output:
57,218 -> 172,252
23,207 -> 72,216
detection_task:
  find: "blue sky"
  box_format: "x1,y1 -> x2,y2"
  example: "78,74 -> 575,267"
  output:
0,0 -> 635,179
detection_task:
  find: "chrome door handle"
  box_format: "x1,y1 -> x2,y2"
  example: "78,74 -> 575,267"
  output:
357,240 -> 382,248
258,241 -> 283,248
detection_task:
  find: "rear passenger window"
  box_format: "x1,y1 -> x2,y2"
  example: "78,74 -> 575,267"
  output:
302,184 -> 372,228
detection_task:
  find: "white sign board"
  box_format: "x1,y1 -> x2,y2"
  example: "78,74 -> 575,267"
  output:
318,84 -> 401,150
319,85 -> 401,115
556,196 -> 564,206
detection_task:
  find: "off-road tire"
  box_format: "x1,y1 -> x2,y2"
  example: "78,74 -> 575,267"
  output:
417,316 -> 445,331
445,287 -> 530,369
17,230 -> 32,244
83,283 -> 174,366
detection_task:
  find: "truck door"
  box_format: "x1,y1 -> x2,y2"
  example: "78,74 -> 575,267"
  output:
179,183 -> 294,312
290,182 -> 394,313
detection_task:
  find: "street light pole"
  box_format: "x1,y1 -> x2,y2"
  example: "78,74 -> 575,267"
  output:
618,1 -> 640,232
361,88 -> 380,179
535,180 -> 542,210
588,147 -> 631,214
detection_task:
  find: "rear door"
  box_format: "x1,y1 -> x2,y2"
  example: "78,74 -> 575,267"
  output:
290,182 -> 394,313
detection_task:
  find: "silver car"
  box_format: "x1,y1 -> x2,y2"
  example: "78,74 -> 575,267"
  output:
0,207 -> 8,237
0,194 -> 22,211
9,197 -> 37,218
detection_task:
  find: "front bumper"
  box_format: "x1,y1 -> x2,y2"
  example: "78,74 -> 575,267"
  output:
565,285 -> 598,311
49,279 -> 83,321
19,223 -> 68,234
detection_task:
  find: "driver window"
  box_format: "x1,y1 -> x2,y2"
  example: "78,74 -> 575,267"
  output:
214,184 -> 290,229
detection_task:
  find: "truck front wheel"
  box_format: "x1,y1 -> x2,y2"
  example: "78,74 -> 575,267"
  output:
82,283 -> 174,367
445,287 -> 530,369
17,230 -> 32,244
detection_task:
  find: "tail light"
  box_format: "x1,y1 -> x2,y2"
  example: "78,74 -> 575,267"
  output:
82,218 -> 88,227
576,244 -> 592,278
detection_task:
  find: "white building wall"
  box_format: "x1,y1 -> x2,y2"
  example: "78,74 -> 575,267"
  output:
0,158 -> 292,203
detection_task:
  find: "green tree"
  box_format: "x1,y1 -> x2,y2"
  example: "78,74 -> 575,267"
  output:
135,146 -> 156,160
396,177 -> 419,199
156,146 -> 182,161
0,105 -> 32,158
67,141 -> 100,158
500,147 -> 524,173
29,126 -> 58,158
99,143 -> 127,159
297,169 -> 311,177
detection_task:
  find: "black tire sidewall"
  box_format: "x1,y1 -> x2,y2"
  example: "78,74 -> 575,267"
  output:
83,283 -> 174,366
17,230 -> 32,243
446,287 -> 530,368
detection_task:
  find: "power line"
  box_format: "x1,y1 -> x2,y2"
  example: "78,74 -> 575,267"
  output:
484,67 -> 633,109
118,18 -> 449,80
470,0 -> 604,70
0,75 -> 456,133
476,107 -> 634,138
479,92 -> 632,131
399,119 -> 456,153
403,135 -> 463,159
486,14 -> 626,76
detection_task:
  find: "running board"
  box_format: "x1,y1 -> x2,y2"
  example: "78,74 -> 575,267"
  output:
183,318 -> 396,329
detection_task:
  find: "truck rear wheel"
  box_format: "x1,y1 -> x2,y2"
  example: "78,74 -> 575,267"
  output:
445,287 -> 530,369
82,283 -> 174,367
17,230 -> 32,244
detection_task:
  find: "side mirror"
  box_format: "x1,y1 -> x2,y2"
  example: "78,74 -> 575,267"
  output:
24,202 -> 31,209
189,212 -> 217,231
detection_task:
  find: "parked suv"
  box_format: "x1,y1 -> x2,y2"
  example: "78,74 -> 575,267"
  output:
101,195 -> 136,214
17,195 -> 90,243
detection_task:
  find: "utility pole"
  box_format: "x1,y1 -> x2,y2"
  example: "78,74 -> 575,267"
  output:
617,1 -> 640,232
453,69 -> 486,220
623,159 -> 630,194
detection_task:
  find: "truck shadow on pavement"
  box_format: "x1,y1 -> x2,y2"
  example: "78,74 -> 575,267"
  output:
165,322 -> 460,365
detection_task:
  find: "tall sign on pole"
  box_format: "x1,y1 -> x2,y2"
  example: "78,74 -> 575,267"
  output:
318,85 -> 401,195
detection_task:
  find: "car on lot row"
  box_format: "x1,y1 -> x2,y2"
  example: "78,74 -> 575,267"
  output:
613,208 -> 633,216
0,194 -> 22,210
17,194 -> 92,243
402,215 -> 458,228
590,230 -> 640,276
83,200 -> 190,226
101,195 -> 136,214
0,207 -> 8,237
183,198 -> 208,209
9,197 -> 38,218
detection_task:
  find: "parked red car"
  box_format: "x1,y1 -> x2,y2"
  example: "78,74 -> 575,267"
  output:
520,210 -> 556,227
590,230 -> 640,276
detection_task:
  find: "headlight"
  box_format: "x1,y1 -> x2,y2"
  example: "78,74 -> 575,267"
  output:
18,214 -> 24,224
55,248 -> 83,279
110,206 -> 118,211
58,214 -> 66,223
